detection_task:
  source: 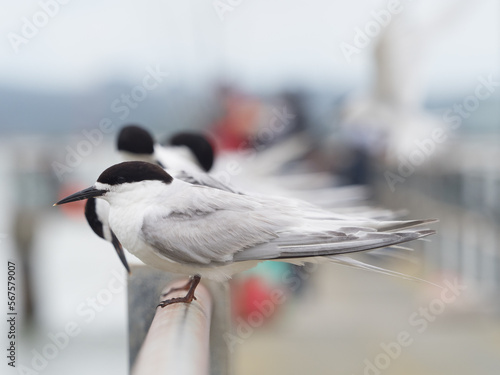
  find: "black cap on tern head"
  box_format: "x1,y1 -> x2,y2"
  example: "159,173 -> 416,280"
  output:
117,125 -> 155,155
97,161 -> 173,186
165,132 -> 214,172
54,162 -> 173,206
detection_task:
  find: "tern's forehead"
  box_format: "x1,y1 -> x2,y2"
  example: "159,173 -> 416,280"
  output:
97,161 -> 173,186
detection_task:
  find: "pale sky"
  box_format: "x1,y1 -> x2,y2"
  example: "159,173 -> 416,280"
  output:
0,0 -> 498,94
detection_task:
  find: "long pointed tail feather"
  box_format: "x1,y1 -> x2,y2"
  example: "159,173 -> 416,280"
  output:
327,255 -> 444,289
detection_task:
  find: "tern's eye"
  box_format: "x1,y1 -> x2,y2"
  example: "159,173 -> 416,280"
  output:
116,176 -> 126,184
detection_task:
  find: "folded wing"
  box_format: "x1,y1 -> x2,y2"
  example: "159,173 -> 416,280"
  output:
140,186 -> 435,266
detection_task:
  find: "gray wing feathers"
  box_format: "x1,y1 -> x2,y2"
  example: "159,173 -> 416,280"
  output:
141,186 -> 436,266
233,229 -> 434,261
275,230 -> 434,258
141,193 -> 281,265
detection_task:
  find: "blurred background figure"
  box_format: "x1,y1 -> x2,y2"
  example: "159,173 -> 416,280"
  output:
340,0 -> 476,166
11,143 -> 59,327
210,85 -> 262,151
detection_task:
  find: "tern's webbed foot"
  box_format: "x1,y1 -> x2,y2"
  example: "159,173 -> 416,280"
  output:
157,274 -> 201,308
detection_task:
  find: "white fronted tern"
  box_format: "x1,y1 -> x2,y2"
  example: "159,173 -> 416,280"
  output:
85,126 -> 233,273
57,161 -> 436,307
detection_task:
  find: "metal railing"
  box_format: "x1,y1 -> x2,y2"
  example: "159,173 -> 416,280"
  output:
128,265 -> 232,375
132,280 -> 212,374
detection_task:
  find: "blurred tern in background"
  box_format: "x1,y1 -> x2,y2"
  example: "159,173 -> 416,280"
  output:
118,125 -> 240,192
340,1 -> 476,164
115,126 -> 399,220
57,161 -> 437,307
118,124 -> 213,173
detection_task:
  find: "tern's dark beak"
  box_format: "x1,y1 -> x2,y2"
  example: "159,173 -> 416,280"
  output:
111,231 -> 131,274
54,186 -> 107,206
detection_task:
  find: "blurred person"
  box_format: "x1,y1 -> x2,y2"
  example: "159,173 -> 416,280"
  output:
210,85 -> 262,151
251,90 -> 309,151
